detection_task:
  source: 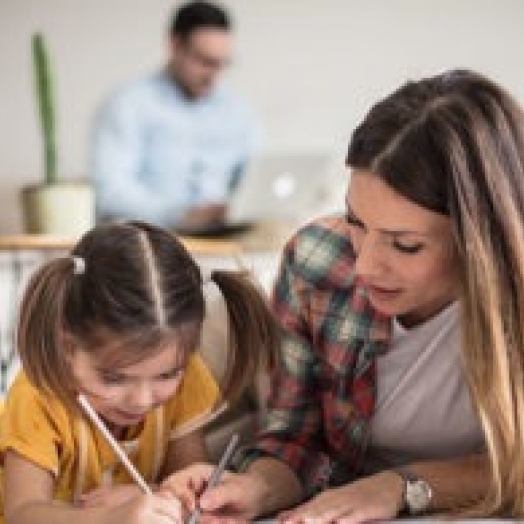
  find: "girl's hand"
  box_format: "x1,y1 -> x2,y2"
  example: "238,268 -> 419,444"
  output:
193,470 -> 271,522
161,464 -> 268,522
103,492 -> 184,524
76,484 -> 143,508
278,471 -> 404,524
161,463 -> 216,512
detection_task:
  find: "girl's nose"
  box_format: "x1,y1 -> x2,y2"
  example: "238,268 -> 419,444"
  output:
127,383 -> 154,411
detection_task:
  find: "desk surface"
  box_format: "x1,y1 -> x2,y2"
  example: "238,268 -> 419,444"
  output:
258,521 -> 514,523
0,221 -> 297,255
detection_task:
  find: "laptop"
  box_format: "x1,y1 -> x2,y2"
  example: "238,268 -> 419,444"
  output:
227,152 -> 332,222
175,152 -> 332,238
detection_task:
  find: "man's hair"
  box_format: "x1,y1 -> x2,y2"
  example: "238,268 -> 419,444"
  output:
170,1 -> 230,39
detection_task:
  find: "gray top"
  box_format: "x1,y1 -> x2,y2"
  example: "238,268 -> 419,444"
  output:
363,302 -> 484,474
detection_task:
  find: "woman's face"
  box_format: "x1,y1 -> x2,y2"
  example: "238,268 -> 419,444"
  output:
346,170 -> 459,326
69,341 -> 184,432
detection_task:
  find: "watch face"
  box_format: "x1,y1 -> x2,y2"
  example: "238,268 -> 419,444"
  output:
406,479 -> 432,514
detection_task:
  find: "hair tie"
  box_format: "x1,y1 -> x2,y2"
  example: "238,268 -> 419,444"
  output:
72,256 -> 85,275
201,268 -> 215,286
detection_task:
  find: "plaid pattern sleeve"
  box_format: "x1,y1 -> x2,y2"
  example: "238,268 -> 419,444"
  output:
235,215 -> 391,496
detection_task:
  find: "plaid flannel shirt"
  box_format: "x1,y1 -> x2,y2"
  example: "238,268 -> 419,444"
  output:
236,215 -> 391,496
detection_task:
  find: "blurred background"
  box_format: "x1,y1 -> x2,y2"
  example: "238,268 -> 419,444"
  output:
1,0 -> 523,232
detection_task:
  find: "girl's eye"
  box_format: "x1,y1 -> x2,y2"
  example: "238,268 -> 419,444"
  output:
392,241 -> 424,254
100,373 -> 125,385
158,369 -> 183,381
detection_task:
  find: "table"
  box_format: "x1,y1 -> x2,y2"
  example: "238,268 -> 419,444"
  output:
257,520 -> 514,523
0,221 -> 296,393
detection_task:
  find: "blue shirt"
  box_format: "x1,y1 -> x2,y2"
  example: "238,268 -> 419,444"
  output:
90,70 -> 257,227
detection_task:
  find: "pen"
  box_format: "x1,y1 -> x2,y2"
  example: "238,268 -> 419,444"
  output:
187,432 -> 240,524
77,394 -> 153,495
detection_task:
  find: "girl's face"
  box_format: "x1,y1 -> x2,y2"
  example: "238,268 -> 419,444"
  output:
346,170 -> 459,326
69,341 -> 184,431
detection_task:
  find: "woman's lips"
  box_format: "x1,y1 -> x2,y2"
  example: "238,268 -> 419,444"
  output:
366,284 -> 402,302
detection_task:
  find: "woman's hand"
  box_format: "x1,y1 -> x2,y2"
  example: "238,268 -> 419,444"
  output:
278,471 -> 404,524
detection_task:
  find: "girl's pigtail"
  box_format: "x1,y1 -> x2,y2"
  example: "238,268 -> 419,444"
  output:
210,269 -> 280,406
17,257 -> 78,408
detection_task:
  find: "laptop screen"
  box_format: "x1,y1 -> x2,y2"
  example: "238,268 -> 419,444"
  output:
227,152 -> 333,223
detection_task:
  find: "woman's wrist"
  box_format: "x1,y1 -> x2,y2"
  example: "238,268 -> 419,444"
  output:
379,470 -> 405,515
246,469 -> 273,516
246,458 -> 303,517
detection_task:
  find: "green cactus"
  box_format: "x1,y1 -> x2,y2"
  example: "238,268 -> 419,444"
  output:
32,33 -> 58,185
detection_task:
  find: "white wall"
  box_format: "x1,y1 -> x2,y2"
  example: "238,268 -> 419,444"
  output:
1,0 -> 523,232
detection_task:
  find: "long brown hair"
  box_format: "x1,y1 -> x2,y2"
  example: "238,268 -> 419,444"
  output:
17,221 -> 279,410
347,69 -> 524,516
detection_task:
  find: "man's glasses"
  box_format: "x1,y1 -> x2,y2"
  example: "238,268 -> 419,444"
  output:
185,45 -> 231,70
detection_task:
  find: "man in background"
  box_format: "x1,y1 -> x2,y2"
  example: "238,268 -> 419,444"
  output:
90,1 -> 257,230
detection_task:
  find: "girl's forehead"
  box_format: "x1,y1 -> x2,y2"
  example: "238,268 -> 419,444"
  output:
113,345 -> 185,377
76,328 -> 187,371
82,341 -> 186,376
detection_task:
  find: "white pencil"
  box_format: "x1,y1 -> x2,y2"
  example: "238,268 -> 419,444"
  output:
77,393 -> 153,495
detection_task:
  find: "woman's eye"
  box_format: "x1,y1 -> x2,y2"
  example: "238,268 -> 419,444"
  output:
393,241 -> 424,254
345,213 -> 364,228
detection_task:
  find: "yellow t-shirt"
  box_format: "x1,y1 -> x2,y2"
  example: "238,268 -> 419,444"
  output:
0,353 -> 220,519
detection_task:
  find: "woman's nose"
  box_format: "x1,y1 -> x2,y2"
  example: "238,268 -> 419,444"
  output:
354,234 -> 386,279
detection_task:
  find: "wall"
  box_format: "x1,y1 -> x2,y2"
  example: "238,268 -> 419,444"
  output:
1,0 -> 523,232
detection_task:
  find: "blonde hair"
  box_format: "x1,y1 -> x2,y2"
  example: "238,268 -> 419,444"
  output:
347,69 -> 524,516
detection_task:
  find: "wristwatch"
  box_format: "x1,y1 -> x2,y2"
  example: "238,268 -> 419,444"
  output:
393,468 -> 433,515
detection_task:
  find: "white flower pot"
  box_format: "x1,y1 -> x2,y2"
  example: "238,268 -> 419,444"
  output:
21,181 -> 94,236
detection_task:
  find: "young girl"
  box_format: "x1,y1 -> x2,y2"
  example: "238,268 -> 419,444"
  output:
0,221 -> 279,524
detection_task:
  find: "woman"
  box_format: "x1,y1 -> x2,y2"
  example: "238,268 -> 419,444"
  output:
167,69 -> 524,521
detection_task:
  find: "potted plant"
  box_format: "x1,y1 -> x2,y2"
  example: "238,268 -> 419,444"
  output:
20,32 -> 94,236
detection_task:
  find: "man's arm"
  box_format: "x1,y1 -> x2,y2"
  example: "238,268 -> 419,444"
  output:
90,96 -> 185,225
196,99 -> 260,205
